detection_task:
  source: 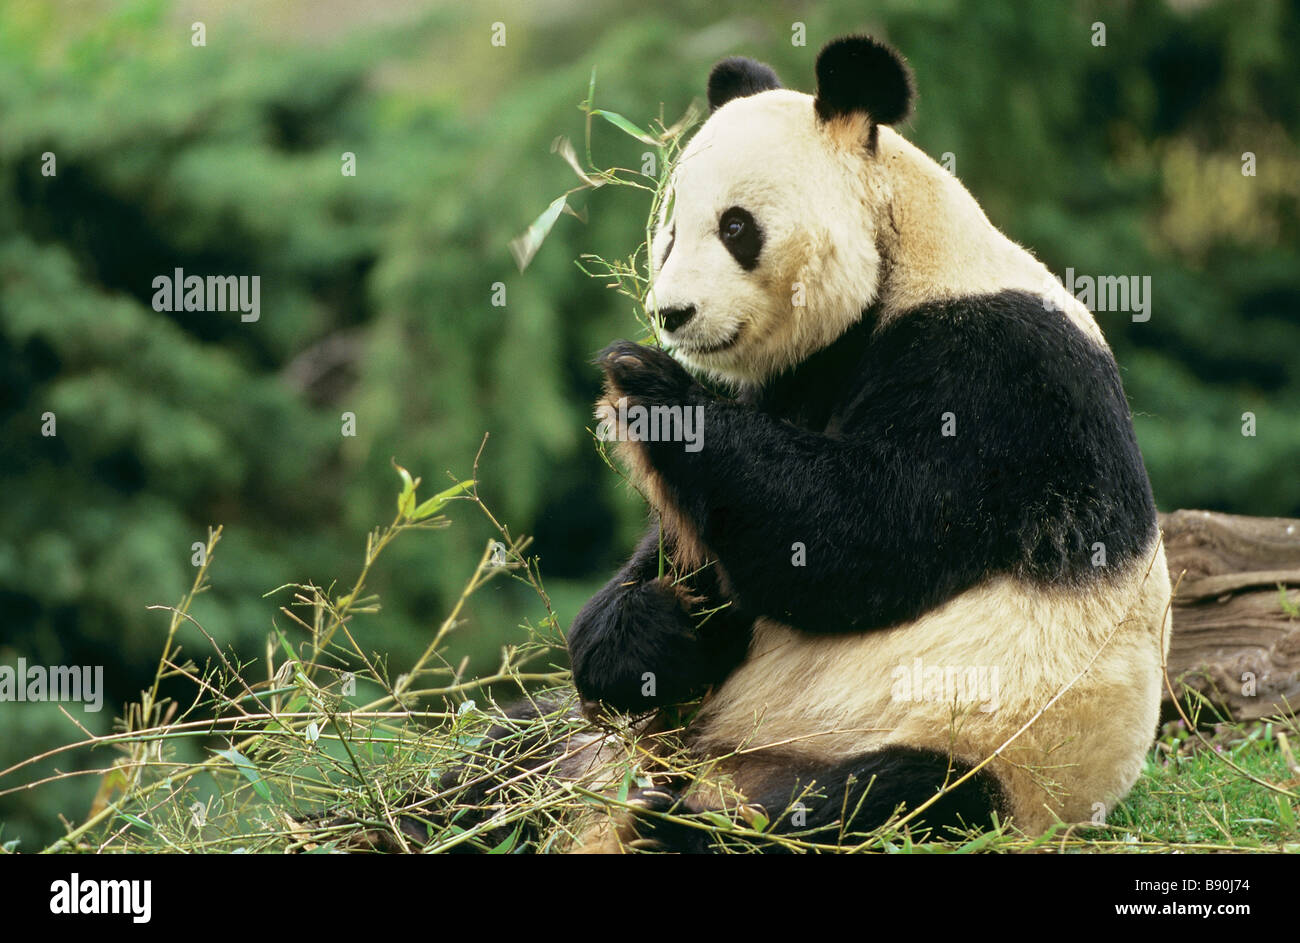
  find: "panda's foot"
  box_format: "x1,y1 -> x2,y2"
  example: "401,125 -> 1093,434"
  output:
747,745 -> 1008,845
621,788 -> 717,854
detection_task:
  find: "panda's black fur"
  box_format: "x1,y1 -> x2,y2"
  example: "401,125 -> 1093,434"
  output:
589,294 -> 1156,646
707,57 -> 782,112
812,35 -> 915,126
436,36 -> 1169,852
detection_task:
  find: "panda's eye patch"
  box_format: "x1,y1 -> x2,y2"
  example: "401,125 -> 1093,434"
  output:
718,206 -> 762,271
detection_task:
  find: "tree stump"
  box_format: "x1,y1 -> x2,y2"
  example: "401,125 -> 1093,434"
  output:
1160,509 -> 1300,720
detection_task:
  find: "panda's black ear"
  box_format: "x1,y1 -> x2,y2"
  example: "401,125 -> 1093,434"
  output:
814,35 -> 914,126
708,57 -> 782,112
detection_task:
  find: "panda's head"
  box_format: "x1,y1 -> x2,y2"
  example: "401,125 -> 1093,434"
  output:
650,36 -> 915,385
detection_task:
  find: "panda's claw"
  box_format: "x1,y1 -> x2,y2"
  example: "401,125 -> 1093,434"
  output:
594,339 -> 650,371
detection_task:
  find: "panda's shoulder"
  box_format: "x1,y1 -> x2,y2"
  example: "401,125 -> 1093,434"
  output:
871,289 -> 1122,400
885,289 -> 1099,354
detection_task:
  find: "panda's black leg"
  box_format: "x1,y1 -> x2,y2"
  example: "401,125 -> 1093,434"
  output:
747,746 -> 1006,845
620,747 -> 1003,853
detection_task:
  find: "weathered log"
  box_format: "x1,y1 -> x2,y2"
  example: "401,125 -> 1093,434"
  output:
1160,509 -> 1300,720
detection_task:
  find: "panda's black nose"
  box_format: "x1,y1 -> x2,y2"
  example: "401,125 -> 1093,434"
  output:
658,304 -> 696,333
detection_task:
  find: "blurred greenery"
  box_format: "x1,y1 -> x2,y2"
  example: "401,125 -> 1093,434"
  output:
0,0 -> 1297,848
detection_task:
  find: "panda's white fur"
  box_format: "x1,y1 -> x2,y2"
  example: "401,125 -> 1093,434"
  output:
690,557 -> 1171,832
651,93 -> 1105,391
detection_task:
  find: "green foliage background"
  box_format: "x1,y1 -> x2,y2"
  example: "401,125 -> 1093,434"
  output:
1,0 -> 1297,847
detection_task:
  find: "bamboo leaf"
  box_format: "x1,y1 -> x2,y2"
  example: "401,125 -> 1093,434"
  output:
551,136 -> 604,188
117,813 -> 154,832
394,462 -> 418,516
954,831 -> 999,854
510,194 -> 568,272
591,108 -> 658,144
213,747 -> 272,802
412,479 -> 475,521
488,825 -> 522,854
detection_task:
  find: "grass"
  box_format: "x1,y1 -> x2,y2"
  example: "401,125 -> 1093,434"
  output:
1097,720 -> 1300,850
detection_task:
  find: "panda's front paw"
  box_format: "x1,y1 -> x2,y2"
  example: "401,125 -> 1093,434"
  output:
624,788 -> 714,854
597,340 -> 702,405
568,577 -> 703,712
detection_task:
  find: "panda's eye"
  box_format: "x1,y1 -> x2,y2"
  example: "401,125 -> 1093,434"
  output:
718,206 -> 762,271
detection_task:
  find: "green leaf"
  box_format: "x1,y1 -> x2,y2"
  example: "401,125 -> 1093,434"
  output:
591,109 -> 658,145
394,462 -> 418,516
213,747 -> 272,802
510,194 -> 568,272
1277,795 -> 1296,830
412,479 -> 475,521
488,825 -> 521,854
954,831 -> 999,854
117,813 -> 154,832
271,623 -> 297,663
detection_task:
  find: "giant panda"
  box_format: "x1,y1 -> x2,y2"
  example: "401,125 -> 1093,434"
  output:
465,35 -> 1173,853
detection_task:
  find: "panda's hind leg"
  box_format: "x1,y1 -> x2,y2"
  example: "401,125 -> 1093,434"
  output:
622,746 -> 1006,852
746,746 -> 1007,846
